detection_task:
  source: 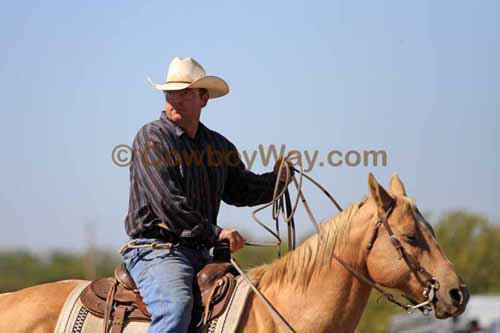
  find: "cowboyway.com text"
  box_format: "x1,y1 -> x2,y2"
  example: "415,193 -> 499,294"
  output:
111,144 -> 388,171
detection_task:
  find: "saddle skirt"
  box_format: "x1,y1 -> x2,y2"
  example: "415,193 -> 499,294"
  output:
54,267 -> 252,333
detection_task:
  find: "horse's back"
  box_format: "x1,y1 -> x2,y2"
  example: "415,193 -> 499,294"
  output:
0,279 -> 85,333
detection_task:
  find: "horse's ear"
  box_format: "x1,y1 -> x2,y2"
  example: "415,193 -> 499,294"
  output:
368,173 -> 394,212
389,173 -> 407,196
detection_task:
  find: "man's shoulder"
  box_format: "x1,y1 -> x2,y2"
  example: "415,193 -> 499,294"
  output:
133,118 -> 174,146
202,124 -> 236,150
140,118 -> 165,134
139,114 -> 179,135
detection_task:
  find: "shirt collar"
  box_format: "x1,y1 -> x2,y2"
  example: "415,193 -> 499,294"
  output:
160,110 -> 206,141
160,111 -> 185,137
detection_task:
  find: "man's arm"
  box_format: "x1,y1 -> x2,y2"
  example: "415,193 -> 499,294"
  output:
134,126 -> 220,244
222,142 -> 280,207
220,144 -> 294,252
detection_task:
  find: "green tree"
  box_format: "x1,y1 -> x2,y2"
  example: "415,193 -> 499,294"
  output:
0,250 -> 120,293
434,210 -> 500,294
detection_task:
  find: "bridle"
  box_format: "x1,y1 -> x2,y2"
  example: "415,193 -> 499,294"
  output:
334,201 -> 440,315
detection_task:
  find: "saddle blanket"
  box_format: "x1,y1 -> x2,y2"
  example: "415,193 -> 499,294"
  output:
54,277 -> 251,333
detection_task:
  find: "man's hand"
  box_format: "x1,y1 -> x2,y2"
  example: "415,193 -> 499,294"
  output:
218,229 -> 246,252
273,157 -> 294,184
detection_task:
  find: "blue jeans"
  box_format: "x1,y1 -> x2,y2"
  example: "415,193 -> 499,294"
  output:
122,239 -> 212,333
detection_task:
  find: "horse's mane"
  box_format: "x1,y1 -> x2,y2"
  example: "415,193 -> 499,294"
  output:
249,198 -> 368,291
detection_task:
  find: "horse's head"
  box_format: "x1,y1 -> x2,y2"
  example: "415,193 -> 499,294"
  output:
363,173 -> 469,319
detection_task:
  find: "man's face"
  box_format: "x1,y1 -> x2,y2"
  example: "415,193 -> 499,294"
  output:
164,88 -> 208,126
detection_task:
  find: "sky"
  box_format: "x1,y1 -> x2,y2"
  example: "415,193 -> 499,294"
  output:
1,0 -> 498,252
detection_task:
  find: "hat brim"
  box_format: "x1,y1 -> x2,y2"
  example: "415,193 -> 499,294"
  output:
151,75 -> 229,99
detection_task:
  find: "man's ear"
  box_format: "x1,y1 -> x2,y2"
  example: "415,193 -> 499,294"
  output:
200,91 -> 209,107
389,173 -> 407,196
368,173 -> 394,212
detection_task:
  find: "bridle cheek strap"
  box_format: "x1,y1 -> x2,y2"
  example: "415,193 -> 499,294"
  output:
360,202 -> 440,314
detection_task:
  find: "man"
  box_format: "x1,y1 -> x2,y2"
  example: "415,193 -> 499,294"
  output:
122,57 -> 291,333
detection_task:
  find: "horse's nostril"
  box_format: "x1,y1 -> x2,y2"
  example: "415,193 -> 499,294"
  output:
449,288 -> 463,306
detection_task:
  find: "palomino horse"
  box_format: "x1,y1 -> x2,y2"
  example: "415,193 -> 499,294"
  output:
0,174 -> 468,332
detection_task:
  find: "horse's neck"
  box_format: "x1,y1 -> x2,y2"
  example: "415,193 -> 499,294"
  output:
246,215 -> 373,332
311,255 -> 372,332
258,256 -> 371,332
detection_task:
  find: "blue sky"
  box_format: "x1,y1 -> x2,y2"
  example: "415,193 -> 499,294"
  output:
1,0 -> 498,251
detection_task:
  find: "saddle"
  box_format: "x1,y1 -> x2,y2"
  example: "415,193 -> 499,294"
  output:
79,262 -> 238,333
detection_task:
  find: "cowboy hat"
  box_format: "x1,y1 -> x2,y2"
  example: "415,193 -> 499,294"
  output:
148,57 -> 229,99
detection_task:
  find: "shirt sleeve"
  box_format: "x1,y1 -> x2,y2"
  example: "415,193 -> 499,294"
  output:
133,125 -> 220,244
222,142 -> 279,207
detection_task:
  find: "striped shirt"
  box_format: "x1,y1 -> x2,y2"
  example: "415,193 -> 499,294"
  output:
124,111 -> 278,245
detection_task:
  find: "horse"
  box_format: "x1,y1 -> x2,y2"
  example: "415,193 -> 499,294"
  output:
0,173 -> 469,332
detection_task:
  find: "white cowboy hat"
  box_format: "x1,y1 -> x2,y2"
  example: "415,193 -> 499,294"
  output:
148,57 -> 229,99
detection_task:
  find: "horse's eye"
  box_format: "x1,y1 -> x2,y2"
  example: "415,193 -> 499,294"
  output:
405,235 -> 418,244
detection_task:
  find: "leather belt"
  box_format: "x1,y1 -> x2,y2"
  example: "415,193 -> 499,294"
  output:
138,228 -> 208,249
138,228 -> 178,243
